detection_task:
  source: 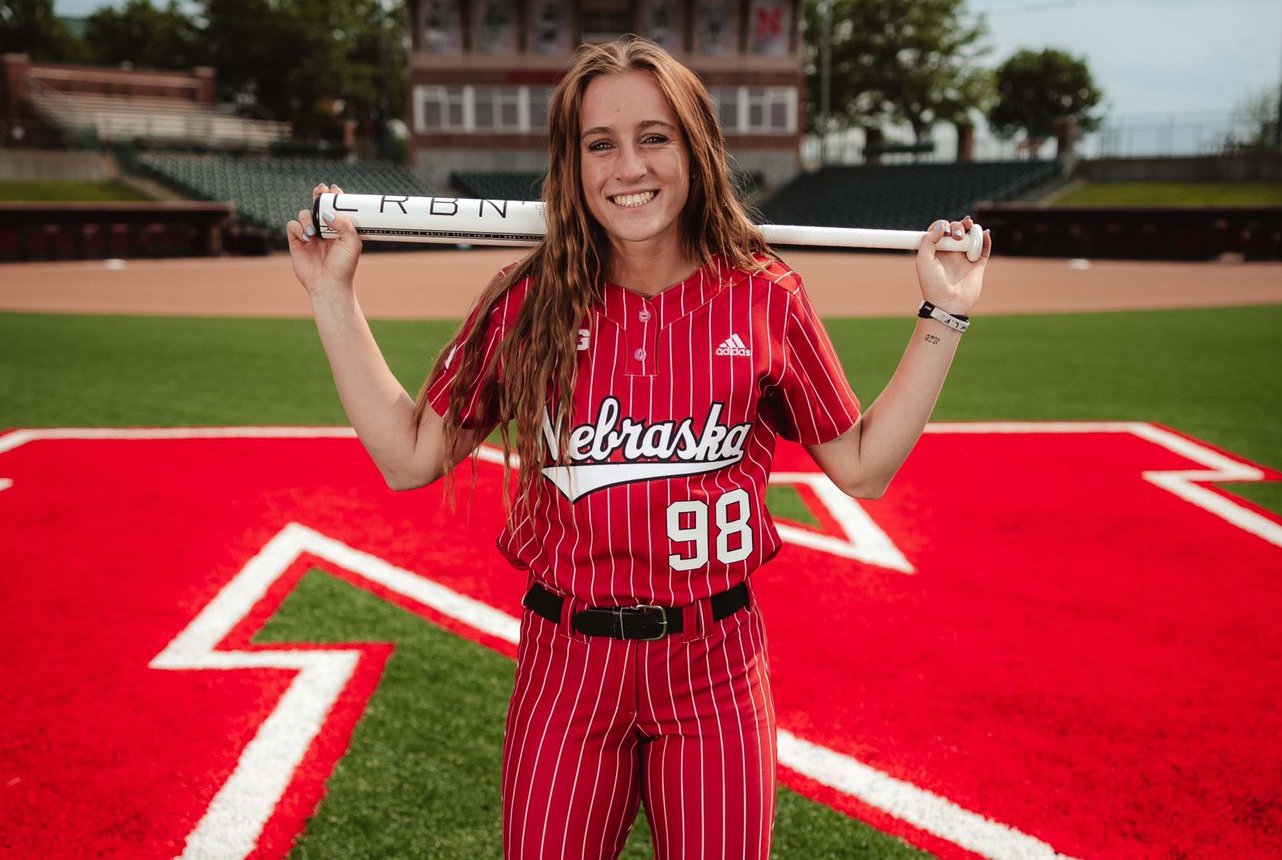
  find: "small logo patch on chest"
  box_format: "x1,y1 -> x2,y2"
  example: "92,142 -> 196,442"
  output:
715,334 -> 751,357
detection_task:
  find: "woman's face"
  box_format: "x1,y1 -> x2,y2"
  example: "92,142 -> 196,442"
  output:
578,70 -> 691,258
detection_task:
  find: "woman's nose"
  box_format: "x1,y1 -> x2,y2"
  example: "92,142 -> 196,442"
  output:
615,144 -> 647,181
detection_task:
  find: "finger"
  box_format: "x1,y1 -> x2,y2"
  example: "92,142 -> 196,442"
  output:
297,207 -> 316,239
980,228 -> 993,260
322,210 -> 361,248
961,214 -> 974,231
949,220 -> 965,241
312,183 -> 328,201
331,184 -> 344,195
285,218 -> 310,246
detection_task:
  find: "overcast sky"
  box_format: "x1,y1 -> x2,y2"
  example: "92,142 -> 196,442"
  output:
52,0 -> 1282,118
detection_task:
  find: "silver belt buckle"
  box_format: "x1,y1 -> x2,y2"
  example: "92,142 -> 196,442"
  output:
631,604 -> 668,640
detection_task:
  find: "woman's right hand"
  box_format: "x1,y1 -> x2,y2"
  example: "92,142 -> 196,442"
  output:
285,183 -> 363,298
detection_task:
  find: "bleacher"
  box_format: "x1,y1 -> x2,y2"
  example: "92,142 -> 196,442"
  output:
26,78 -> 290,150
137,153 -> 435,230
759,161 -> 1059,232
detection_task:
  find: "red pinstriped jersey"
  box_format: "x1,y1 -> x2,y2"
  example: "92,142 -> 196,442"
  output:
426,255 -> 860,606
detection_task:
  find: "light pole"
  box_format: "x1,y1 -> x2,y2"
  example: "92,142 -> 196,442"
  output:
819,0 -> 832,165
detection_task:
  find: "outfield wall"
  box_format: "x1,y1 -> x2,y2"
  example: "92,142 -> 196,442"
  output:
974,204 -> 1282,261
1080,154 -> 1282,183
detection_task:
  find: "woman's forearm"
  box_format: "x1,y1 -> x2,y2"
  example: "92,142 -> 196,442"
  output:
808,315 -> 964,497
853,316 -> 963,492
309,285 -> 437,488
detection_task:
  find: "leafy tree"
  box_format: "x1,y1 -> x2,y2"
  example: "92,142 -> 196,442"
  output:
1,0 -> 84,61
802,0 -> 992,145
1221,82 -> 1281,153
83,0 -> 203,70
988,48 -> 1102,148
199,0 -> 404,141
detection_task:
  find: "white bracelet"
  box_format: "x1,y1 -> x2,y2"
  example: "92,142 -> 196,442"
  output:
918,300 -> 969,333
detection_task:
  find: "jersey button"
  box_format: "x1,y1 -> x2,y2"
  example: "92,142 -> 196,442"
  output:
638,309 -> 652,322
633,347 -> 646,361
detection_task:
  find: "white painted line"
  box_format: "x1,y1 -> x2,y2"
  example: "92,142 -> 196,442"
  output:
779,731 -> 1074,860
771,471 -> 913,572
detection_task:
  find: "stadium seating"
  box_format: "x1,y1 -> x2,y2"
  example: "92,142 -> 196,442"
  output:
136,153 -> 436,230
759,161 -> 1059,232
25,79 -> 290,150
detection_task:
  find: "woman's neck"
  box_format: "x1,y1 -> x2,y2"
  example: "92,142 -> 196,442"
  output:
607,234 -> 702,297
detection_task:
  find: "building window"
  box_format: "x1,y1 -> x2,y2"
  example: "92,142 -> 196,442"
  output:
527,86 -> 550,129
579,0 -> 636,43
528,0 -> 570,55
417,85 -> 466,130
420,0 -> 462,54
474,86 -> 522,130
707,86 -> 797,134
643,0 -> 681,53
475,0 -> 517,54
696,0 -> 737,55
749,0 -> 790,55
746,87 -> 795,133
709,87 -> 739,131
415,85 -> 552,133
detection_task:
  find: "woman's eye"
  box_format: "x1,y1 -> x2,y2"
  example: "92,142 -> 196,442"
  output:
587,140 -> 613,151
643,134 -> 668,145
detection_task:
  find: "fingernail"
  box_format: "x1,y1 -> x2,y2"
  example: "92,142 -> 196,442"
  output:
953,228 -> 963,238
304,224 -> 315,237
322,211 -> 334,223
300,234 -> 310,243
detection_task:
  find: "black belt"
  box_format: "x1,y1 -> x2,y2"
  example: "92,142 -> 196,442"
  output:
523,582 -> 750,641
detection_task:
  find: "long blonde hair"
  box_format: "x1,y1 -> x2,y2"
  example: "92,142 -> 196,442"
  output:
414,36 -> 769,509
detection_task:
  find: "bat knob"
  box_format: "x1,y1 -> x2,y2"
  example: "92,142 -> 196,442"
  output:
965,223 -> 984,262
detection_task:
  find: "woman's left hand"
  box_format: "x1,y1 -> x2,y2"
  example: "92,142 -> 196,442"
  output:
915,216 -> 991,316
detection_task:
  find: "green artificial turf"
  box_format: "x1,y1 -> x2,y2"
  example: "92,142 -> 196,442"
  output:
1049,181 -> 1282,207
3,306 -> 1277,513
260,570 -> 928,859
0,180 -> 151,202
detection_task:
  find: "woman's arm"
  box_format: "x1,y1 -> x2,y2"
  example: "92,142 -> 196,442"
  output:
806,216 -> 990,498
286,183 -> 482,490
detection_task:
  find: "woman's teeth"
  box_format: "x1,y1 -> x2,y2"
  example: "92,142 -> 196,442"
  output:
612,191 -> 655,208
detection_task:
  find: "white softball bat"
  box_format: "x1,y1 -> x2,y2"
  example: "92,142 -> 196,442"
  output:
312,193 -> 985,261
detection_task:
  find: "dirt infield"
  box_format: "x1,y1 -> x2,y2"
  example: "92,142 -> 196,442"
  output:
2,249 -> 1281,318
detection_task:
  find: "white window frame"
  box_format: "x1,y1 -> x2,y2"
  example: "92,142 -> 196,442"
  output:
414,85 -> 552,133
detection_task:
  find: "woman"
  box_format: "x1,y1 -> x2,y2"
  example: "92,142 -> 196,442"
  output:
287,36 -> 988,860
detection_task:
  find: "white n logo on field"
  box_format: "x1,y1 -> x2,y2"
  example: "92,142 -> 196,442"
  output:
715,333 -> 751,357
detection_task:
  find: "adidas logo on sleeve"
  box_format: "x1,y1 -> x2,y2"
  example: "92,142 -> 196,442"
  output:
715,333 -> 751,357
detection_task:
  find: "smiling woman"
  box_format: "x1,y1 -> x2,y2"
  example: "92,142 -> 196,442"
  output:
284,34 -> 990,860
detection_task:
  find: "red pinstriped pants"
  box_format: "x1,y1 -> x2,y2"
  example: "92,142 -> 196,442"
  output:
501,587 -> 777,859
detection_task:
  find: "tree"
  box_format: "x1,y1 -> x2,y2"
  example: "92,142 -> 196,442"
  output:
802,0 -> 992,145
83,0 -> 203,70
0,0 -> 84,61
1221,83 -> 1281,153
199,0 -> 404,142
988,48 -> 1102,149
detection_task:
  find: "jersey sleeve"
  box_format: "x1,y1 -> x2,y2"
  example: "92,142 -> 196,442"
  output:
764,279 -> 861,445
423,280 -> 522,430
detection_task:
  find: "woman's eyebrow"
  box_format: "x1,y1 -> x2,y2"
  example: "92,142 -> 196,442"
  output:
580,120 -> 678,139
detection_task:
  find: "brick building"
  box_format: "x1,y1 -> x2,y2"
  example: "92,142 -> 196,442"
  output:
405,0 -> 803,189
